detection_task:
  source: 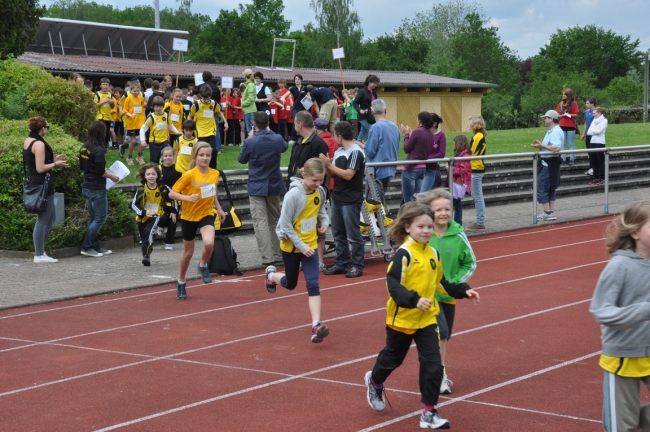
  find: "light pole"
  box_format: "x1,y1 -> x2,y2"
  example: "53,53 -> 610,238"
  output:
644,49 -> 648,123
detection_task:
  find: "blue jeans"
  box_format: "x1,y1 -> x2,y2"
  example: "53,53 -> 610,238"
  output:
471,172 -> 485,226
358,119 -> 371,142
402,168 -> 426,203
244,112 -> 255,137
82,188 -> 108,251
421,168 -> 441,192
561,129 -> 576,164
453,198 -> 463,225
330,200 -> 365,271
215,125 -> 222,153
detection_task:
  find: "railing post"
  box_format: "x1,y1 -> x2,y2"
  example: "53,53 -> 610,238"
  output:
448,159 -> 456,220
532,154 -> 538,224
604,148 -> 610,214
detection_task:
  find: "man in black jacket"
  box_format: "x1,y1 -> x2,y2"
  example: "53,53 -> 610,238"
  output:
287,111 -> 329,185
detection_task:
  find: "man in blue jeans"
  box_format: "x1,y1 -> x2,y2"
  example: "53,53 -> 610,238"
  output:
320,121 -> 365,278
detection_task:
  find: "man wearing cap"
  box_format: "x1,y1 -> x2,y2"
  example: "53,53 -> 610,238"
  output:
531,110 -> 564,221
241,68 -> 257,136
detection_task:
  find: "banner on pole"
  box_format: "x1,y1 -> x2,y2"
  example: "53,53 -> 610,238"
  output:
332,47 -> 345,60
173,38 -> 189,52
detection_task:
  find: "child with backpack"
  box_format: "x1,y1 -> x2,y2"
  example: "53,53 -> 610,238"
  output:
265,158 -> 331,343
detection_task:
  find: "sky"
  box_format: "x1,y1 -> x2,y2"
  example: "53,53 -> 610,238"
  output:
40,0 -> 650,60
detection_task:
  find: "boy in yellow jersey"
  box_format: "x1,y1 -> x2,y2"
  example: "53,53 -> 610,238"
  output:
175,119 -> 197,174
164,88 -> 185,149
94,77 -> 116,147
140,96 -> 180,164
121,84 -> 147,165
189,85 -> 228,169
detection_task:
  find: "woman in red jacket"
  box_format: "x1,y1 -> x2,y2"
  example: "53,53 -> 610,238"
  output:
555,88 -> 580,166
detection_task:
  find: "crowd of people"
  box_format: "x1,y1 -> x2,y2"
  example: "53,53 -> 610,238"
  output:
24,71 -> 623,430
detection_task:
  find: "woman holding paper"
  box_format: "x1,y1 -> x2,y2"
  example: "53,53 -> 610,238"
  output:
79,121 -> 120,258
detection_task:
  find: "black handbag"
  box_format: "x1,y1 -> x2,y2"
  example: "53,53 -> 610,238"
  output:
213,170 -> 242,235
22,155 -> 50,214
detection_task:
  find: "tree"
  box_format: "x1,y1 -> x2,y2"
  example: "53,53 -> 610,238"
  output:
2,0 -> 45,59
606,77 -> 644,107
361,29 -> 429,72
538,25 -> 643,89
308,0 -> 363,69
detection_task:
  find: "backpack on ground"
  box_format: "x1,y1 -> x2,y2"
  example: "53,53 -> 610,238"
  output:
209,235 -> 242,276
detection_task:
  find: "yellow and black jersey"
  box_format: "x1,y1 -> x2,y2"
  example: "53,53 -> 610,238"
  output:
190,100 -> 221,138
94,91 -> 116,121
174,136 -> 197,174
164,101 -> 186,133
280,190 -> 320,253
470,131 -> 486,173
142,112 -> 173,144
131,183 -> 177,223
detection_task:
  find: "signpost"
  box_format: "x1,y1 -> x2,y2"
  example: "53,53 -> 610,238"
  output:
332,47 -> 346,89
172,38 -> 189,87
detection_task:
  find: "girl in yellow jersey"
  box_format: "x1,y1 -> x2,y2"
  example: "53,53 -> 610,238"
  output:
591,201 -> 650,432
169,142 -> 226,300
175,119 -> 197,174
164,88 -> 186,148
363,202 -> 479,429
265,158 -> 330,343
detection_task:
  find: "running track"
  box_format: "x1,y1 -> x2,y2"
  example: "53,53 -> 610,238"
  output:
1,217 -> 640,431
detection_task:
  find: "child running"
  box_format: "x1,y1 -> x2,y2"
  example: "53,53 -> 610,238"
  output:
168,142 -> 227,300
131,163 -> 178,266
590,200 -> 650,432
159,146 -> 181,250
265,158 -> 331,343
364,201 -> 479,429
417,188 -> 477,396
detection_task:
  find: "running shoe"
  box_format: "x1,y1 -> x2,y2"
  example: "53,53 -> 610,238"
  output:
265,265 -> 277,293
165,244 -> 174,250
33,254 -> 58,263
597,179 -> 606,186
440,374 -> 452,394
127,157 -> 134,166
420,409 -> 450,429
80,249 -> 103,257
142,255 -> 150,266
585,168 -> 593,176
198,263 -> 212,283
311,322 -> 330,343
364,371 -> 385,411
118,145 -> 125,158
97,248 -> 112,255
136,156 -> 145,165
537,212 -> 556,221
319,262 -> 326,272
588,179 -> 600,186
176,281 -> 187,300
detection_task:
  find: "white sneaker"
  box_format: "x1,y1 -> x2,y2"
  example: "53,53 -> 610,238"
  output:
420,409 -> 450,429
165,244 -> 173,250
319,262 -> 326,272
440,374 -> 452,394
34,254 -> 58,263
155,227 -> 164,237
364,371 -> 385,411
537,212 -> 557,221
585,168 -> 593,176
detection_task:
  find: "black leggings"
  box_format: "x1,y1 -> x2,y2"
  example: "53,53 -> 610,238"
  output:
138,213 -> 176,255
590,143 -> 606,180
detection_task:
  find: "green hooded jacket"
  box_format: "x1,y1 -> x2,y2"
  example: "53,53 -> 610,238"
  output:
241,79 -> 257,114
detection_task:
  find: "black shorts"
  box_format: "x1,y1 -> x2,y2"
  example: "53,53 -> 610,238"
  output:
437,302 -> 456,340
114,122 -> 124,135
126,129 -> 139,137
181,215 -> 215,241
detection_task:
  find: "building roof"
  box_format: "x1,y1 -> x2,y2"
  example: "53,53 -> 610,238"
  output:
29,18 -> 188,61
18,51 -> 497,89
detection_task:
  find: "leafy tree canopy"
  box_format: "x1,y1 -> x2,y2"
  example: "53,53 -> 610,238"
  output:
2,0 -> 45,59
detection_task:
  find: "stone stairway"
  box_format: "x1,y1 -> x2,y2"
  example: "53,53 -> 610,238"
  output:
116,149 -> 650,233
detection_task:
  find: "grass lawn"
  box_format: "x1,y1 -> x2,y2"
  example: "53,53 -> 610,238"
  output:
106,122 -> 650,183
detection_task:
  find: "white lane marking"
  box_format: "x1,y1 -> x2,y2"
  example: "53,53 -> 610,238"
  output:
471,219 -> 611,243
478,238 -> 605,262
356,351 -> 601,431
457,399 -> 600,423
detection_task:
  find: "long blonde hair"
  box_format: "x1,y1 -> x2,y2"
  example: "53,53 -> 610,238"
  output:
606,200 -> 650,254
389,202 -> 435,245
468,114 -> 486,137
188,141 -> 212,170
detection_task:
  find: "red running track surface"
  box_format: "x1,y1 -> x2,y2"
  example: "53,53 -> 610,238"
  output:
1,216 -> 639,431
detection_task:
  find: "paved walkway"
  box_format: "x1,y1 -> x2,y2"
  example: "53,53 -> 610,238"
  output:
2,186 -> 647,310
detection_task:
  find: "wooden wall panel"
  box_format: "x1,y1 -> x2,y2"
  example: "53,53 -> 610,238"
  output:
420,97 -> 442,119
441,96 -> 462,132
397,97 -> 421,129
462,96 -> 482,131
382,96 -> 398,124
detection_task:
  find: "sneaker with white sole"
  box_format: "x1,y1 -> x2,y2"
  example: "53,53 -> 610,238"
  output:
265,265 -> 277,293
176,281 -> 187,300
311,322 -> 329,343
585,168 -> 593,176
198,263 -> 212,283
34,254 -> 58,263
97,248 -> 112,255
81,249 -> 103,257
537,212 -> 556,221
420,409 -> 450,429
364,371 -> 385,411
440,374 -> 452,394
319,262 -> 326,272
165,244 -> 174,250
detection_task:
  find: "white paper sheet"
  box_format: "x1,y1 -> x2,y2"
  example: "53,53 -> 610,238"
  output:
105,160 -> 130,189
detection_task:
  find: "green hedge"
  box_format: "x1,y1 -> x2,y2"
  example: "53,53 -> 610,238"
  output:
0,120 -> 135,252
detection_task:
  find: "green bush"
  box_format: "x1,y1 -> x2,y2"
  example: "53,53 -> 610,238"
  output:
0,120 -> 135,252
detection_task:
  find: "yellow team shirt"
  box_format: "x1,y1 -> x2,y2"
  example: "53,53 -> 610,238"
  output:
280,190 -> 320,253
94,91 -> 115,121
190,100 -> 221,138
144,112 -> 173,144
164,101 -> 185,133
118,94 -> 127,123
600,355 -> 650,378
124,94 -> 146,130
174,136 -> 197,174
172,167 -> 220,222
135,185 -> 166,223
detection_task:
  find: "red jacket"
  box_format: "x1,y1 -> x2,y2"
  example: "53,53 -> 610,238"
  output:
452,149 -> 472,191
320,131 -> 338,190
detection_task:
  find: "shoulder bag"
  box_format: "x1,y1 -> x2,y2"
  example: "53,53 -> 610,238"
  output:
213,170 -> 242,235
22,143 -> 50,214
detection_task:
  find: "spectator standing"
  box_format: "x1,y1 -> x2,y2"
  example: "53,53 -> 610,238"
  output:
320,122 -> 365,278
555,88 -> 580,166
401,112 -> 435,203
582,96 -> 597,176
587,107 -> 609,186
24,116 -> 69,263
363,99 -> 400,201
531,110 -> 564,221
286,74 -> 309,144
79,121 -> 120,257
354,75 -> 380,142
421,113 -> 446,192
287,111 -> 330,183
241,69 -> 257,137
253,72 -> 272,115
467,115 -> 487,230
238,112 -> 288,266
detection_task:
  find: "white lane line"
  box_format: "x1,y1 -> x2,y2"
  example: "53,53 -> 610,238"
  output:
0,278 -> 384,354
457,399 -> 600,423
471,219 -> 611,243
356,351 -> 601,431
478,238 -> 605,262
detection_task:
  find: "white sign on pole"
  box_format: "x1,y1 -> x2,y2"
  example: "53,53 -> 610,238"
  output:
221,77 -> 233,89
173,38 -> 189,52
332,47 -> 345,60
194,73 -> 205,86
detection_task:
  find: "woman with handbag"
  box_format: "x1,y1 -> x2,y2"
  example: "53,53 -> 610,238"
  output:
23,116 -> 69,263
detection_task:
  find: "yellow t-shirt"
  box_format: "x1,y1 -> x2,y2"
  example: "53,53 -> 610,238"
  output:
94,91 -> 115,121
172,167 -> 220,222
174,136 -> 197,174
280,190 -> 320,253
144,112 -> 172,144
124,94 -> 146,130
164,101 -> 185,133
118,94 -> 127,123
190,100 -> 221,138
600,355 -> 650,378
